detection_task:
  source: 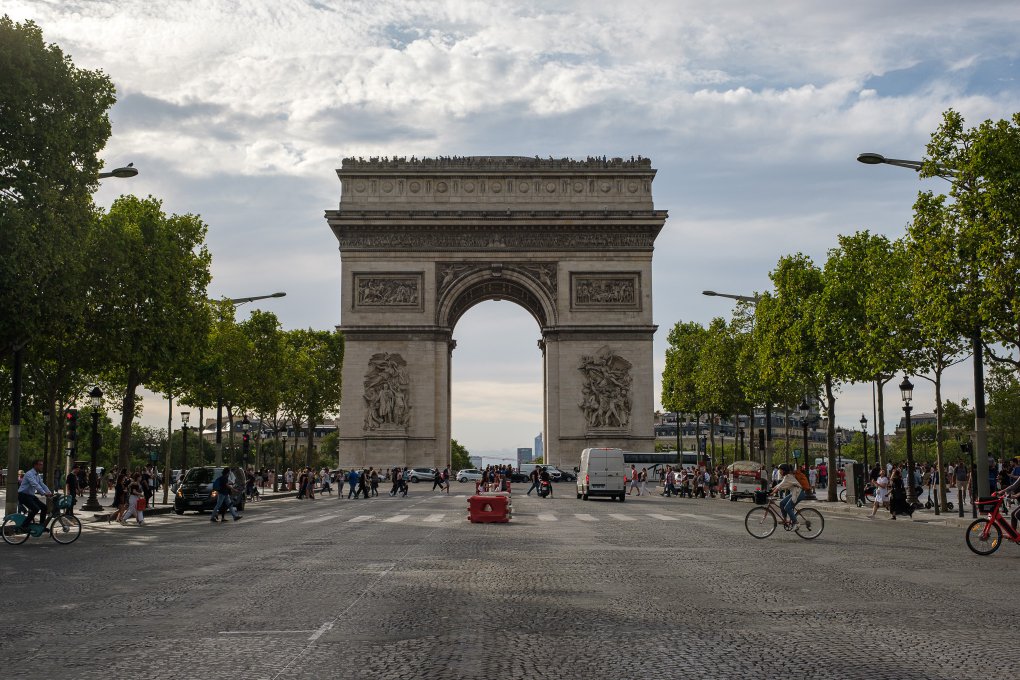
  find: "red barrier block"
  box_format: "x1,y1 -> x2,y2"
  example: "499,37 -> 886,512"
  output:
467,494 -> 511,523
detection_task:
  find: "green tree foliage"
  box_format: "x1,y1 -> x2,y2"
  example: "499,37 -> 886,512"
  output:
921,109 -> 1020,372
661,321 -> 708,415
282,328 -> 344,467
87,195 -> 212,468
0,17 -> 115,356
451,438 -> 471,470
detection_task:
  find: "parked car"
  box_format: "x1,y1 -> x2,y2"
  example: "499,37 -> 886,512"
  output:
407,467 -> 437,483
548,466 -> 575,482
456,469 -> 483,483
518,464 -> 561,482
174,466 -> 246,514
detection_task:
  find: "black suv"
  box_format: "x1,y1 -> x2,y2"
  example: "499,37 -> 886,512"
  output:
174,466 -> 246,515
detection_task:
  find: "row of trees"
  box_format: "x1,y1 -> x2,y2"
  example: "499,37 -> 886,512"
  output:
662,109 -> 1020,503
1,19 -> 343,500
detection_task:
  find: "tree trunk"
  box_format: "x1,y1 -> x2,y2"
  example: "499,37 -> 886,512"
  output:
934,367 -> 949,512
876,378 -> 888,468
709,414 -> 716,463
783,406 -> 791,466
825,374 -> 838,502
305,417 -> 315,468
118,369 -> 140,470
226,405 -> 235,467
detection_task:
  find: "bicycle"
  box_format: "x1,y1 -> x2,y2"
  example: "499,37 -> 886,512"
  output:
744,492 -> 824,540
2,493 -> 82,545
965,492 -> 1020,556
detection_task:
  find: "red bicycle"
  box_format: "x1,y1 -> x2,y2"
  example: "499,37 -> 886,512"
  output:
965,492 -> 1020,556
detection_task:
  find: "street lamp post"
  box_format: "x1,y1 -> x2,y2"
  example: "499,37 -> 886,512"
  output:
674,411 -> 682,461
860,414 -> 868,473
241,414 -> 251,469
739,427 -> 745,458
181,411 -> 190,472
899,375 -> 918,506
858,152 -> 989,498
82,387 -> 104,512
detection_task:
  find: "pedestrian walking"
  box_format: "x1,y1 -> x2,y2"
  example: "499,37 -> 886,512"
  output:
210,468 -> 241,522
347,469 -> 360,499
120,474 -> 146,526
370,468 -> 380,496
639,467 -> 649,496
628,465 -> 639,496
868,470 -> 890,518
889,468 -> 913,519
64,463 -> 80,516
432,468 -> 444,493
953,460 -> 970,508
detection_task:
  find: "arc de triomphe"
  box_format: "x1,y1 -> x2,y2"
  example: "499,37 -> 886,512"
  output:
326,156 -> 667,470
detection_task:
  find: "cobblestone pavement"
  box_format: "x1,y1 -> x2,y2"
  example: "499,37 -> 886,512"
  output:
1,487 -> 1017,679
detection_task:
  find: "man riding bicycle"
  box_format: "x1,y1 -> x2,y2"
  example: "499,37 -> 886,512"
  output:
18,459 -> 53,529
771,464 -> 808,530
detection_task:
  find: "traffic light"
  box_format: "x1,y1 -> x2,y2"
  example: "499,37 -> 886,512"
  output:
65,408 -> 78,442
242,432 -> 250,445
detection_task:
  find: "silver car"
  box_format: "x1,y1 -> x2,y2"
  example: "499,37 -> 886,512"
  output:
407,467 -> 438,483
456,469 -> 483,483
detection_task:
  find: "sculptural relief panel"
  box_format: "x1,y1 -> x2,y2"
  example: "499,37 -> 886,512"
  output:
363,353 -> 412,431
578,346 -> 633,430
570,272 -> 641,311
353,273 -> 424,310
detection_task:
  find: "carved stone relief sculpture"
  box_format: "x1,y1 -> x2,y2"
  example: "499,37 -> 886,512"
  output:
364,353 -> 412,430
578,346 -> 633,429
571,273 -> 641,310
354,274 -> 422,308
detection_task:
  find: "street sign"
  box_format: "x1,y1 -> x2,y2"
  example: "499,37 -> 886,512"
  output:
793,449 -> 800,459
148,451 -> 159,462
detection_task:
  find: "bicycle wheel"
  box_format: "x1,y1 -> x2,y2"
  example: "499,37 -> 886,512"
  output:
794,508 -> 824,540
1,517 -> 30,545
744,507 -> 777,539
965,518 -> 1002,556
50,514 -> 82,544
839,488 -> 847,503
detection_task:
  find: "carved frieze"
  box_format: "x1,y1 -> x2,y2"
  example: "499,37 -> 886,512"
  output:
337,230 -> 655,252
436,262 -> 558,298
571,272 -> 641,311
363,353 -> 411,431
578,346 -> 633,430
353,273 -> 423,310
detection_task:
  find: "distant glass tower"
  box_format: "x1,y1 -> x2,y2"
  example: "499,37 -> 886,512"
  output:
534,432 -> 543,461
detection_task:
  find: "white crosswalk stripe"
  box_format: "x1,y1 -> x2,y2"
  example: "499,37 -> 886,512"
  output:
537,513 -> 557,522
646,513 -> 678,521
301,515 -> 336,524
348,515 -> 374,523
608,513 -> 636,522
423,513 -> 445,522
265,515 -> 303,524
383,514 -> 410,523
575,513 -> 598,522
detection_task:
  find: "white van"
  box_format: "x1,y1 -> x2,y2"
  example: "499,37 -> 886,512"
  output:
576,447 -> 626,501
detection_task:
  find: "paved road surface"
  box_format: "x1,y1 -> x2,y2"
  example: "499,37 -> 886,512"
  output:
1,490 -> 1016,679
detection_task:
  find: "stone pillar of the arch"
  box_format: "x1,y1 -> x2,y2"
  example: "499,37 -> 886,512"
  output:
542,325 -> 658,470
336,327 -> 452,471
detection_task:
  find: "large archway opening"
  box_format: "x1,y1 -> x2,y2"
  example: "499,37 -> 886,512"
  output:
450,300 -> 544,470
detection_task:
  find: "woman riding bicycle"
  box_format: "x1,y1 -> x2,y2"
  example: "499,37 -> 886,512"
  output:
770,464 -> 806,530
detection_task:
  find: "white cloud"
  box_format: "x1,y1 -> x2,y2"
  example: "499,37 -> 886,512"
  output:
7,0 -> 1020,448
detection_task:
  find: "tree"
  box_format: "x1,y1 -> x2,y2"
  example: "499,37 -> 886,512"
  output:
661,321 -> 708,454
696,317 -> 742,464
239,310 -> 286,473
451,439 -> 471,471
1,17 -> 116,512
281,328 -> 344,467
87,195 -> 212,469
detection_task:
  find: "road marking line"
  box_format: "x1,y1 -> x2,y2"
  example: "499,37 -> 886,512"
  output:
454,495 -> 466,499
608,513 -> 636,521
348,515 -> 374,523
423,513 -> 445,522
265,515 -> 304,524
383,514 -> 409,523
301,515 -> 336,524
646,513 -> 678,521
575,513 -> 598,522
220,630 -> 314,635
309,620 -> 333,641
537,513 -> 557,522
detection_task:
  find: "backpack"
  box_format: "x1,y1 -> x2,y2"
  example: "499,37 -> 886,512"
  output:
795,471 -> 811,491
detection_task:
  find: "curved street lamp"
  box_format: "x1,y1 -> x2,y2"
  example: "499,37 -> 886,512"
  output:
858,150 -> 986,498
97,163 -> 138,179
899,375 -> 918,505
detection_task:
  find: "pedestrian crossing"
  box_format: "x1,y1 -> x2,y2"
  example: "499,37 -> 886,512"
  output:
236,508 -> 729,526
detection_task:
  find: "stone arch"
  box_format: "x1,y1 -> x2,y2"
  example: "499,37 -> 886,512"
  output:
327,155 -> 666,471
436,268 -> 556,330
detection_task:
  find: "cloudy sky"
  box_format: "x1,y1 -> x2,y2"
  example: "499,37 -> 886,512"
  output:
9,1 -> 1020,461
